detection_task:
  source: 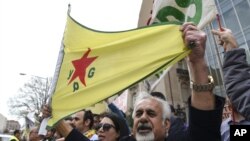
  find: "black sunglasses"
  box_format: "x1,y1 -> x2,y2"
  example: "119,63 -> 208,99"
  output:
96,123 -> 115,132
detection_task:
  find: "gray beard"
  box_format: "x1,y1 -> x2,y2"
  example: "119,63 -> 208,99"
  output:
135,131 -> 155,141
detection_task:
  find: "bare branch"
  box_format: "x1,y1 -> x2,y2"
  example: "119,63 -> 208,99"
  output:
8,77 -> 52,119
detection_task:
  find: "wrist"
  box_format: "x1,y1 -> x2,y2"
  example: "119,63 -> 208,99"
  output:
190,75 -> 214,92
225,37 -> 238,51
187,59 -> 209,83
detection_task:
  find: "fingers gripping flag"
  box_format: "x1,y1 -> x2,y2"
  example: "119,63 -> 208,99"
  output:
47,13 -> 190,126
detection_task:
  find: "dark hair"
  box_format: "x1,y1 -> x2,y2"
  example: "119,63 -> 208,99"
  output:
14,129 -> 20,135
93,114 -> 100,118
83,110 -> 94,129
150,91 -> 166,100
103,112 -> 129,140
169,104 -> 176,113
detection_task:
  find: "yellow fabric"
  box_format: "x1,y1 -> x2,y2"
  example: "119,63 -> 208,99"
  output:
84,129 -> 96,139
48,14 -> 190,126
9,136 -> 19,141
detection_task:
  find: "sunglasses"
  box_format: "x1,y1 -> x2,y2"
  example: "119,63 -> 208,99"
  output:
96,123 -> 115,132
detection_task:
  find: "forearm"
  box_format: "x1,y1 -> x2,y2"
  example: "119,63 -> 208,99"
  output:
187,95 -> 225,141
223,48 -> 250,96
223,48 -> 250,119
187,59 -> 215,110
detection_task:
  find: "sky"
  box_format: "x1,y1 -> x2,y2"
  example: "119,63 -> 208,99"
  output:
0,0 -> 142,121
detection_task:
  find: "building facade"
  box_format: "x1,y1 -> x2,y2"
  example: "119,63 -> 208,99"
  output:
0,113 -> 8,133
6,120 -> 20,133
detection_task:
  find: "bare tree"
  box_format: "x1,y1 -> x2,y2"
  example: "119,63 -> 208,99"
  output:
8,76 -> 51,119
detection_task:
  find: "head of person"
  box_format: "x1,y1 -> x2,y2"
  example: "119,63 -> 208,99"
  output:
150,91 -> 166,101
72,110 -> 94,133
45,128 -> 56,140
64,115 -> 74,127
169,105 -> 176,115
29,127 -> 40,141
93,114 -> 100,129
13,129 -> 21,140
132,91 -> 171,141
96,112 -> 129,141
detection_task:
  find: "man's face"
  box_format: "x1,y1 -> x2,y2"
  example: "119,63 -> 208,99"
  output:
15,132 -> 21,140
29,127 -> 40,141
72,111 -> 86,133
133,98 -> 169,141
93,116 -> 100,128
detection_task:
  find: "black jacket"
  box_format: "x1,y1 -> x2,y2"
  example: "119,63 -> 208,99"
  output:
223,48 -> 250,120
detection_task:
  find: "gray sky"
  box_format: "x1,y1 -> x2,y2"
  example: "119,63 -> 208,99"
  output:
0,0 -> 142,121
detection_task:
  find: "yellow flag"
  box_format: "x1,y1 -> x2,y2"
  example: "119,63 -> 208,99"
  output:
48,14 -> 190,126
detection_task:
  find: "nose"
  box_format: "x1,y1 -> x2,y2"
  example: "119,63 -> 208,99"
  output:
97,127 -> 104,133
139,112 -> 148,123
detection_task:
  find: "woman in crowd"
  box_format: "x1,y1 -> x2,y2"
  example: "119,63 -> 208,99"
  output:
43,104 -> 129,141
95,112 -> 129,141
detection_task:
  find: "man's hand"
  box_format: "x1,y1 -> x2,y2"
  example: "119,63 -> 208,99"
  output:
180,22 -> 207,63
211,28 -> 238,51
42,104 -> 52,118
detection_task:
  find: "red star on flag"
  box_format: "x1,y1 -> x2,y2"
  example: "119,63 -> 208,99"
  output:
68,48 -> 98,86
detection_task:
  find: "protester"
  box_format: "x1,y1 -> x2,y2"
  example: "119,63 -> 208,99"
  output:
96,112 -> 129,141
212,27 -> 250,120
92,114 -> 100,130
105,98 -> 131,134
212,27 -> 250,141
71,110 -> 98,140
29,127 -> 41,141
10,129 -> 21,141
43,128 -> 56,141
150,91 -> 187,141
49,112 -> 129,141
220,98 -> 250,141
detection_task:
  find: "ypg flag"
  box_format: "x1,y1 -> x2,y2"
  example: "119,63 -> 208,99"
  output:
47,13 -> 190,126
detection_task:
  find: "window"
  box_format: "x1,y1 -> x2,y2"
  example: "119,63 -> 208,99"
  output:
234,0 -> 250,29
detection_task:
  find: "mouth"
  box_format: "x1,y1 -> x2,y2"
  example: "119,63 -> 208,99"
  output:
98,135 -> 105,140
137,126 -> 152,134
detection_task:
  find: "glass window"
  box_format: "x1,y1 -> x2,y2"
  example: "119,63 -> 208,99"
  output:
245,29 -> 250,50
223,10 -> 241,33
248,40 -> 250,50
234,1 -> 250,29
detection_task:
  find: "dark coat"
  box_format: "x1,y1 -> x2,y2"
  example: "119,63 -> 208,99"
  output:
223,48 -> 250,120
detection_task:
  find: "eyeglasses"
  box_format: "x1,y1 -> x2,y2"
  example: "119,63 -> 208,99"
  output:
96,123 -> 115,132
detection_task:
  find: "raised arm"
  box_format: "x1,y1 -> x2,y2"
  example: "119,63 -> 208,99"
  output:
180,23 -> 225,141
212,28 -> 250,120
181,22 -> 215,110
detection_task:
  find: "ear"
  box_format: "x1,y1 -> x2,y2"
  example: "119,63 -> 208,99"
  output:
116,131 -> 120,139
164,119 -> 171,133
84,119 -> 91,127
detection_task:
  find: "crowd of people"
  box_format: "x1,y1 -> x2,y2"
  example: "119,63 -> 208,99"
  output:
10,22 -> 250,141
